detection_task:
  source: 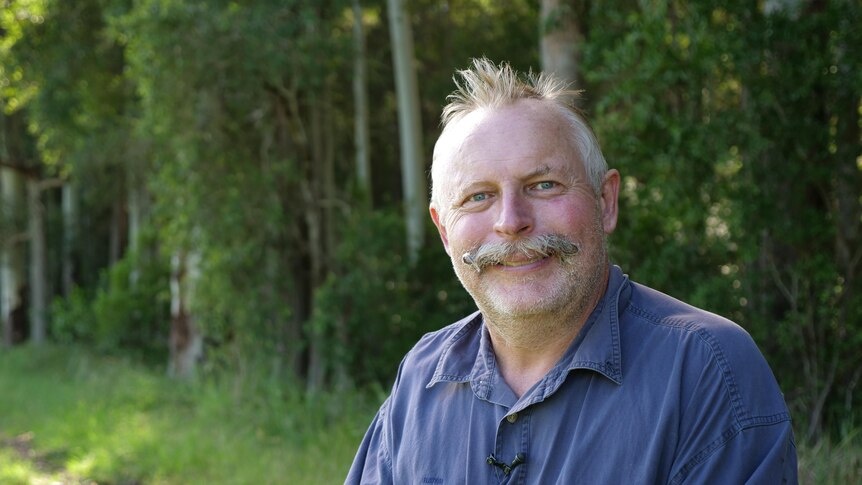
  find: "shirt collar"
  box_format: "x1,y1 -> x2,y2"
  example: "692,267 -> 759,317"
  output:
427,265 -> 632,396
559,264 -> 631,385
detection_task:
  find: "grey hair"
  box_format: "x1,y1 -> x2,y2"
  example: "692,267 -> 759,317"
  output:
432,58 -> 608,207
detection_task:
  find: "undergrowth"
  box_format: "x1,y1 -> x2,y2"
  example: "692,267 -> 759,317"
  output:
0,344 -> 378,484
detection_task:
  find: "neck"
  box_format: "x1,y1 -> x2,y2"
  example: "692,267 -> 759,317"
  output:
484,272 -> 608,398
486,317 -> 580,398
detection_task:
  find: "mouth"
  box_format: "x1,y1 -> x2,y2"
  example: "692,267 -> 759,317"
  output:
461,235 -> 580,274
498,255 -> 549,267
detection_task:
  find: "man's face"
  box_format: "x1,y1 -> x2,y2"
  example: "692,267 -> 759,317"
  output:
430,100 -> 619,322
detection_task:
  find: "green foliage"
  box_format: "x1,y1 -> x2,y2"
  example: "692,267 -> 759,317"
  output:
49,286 -> 93,344
91,251 -> 170,359
109,0 -> 357,376
2,0 -> 131,171
583,0 -> 862,440
310,208 -> 474,385
50,248 -> 170,362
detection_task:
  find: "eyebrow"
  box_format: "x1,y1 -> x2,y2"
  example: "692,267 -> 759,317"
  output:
524,164 -> 553,179
452,164 -> 557,195
447,163 -> 565,208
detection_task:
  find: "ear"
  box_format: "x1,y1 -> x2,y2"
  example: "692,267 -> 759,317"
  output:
429,205 -> 451,256
599,169 -> 620,235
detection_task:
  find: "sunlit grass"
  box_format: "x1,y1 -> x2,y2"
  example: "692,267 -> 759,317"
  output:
0,344 -> 376,484
0,447 -> 38,485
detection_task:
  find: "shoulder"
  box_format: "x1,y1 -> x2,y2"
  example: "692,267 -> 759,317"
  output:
625,282 -> 756,351
391,311 -> 482,390
411,310 -> 481,355
622,281 -> 789,424
619,282 -> 797,483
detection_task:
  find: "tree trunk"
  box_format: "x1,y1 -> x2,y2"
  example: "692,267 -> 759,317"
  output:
109,198 -> 125,265
128,182 -> 142,255
127,171 -> 149,286
61,183 -> 78,296
387,0 -> 426,263
323,91 -> 351,388
540,0 -> 581,87
353,0 -> 372,201
268,79 -> 307,378
322,92 -> 338,270
168,249 -> 204,378
1,167 -> 27,346
305,92 -> 328,392
27,179 -> 47,344
263,247 -> 284,377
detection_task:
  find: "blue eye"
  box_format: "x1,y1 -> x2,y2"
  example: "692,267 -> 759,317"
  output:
536,181 -> 555,190
469,193 -> 488,202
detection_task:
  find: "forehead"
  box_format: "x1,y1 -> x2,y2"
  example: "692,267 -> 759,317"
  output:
432,100 -> 583,192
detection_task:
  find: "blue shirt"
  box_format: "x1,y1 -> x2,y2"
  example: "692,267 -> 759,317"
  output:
347,266 -> 797,484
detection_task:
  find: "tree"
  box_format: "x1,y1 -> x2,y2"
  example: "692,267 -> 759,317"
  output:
353,0 -> 372,200
387,0 -> 425,263
1,166 -> 27,346
61,182 -> 78,296
540,0 -> 581,87
27,178 -> 46,343
1,0 -> 140,343
168,249 -> 203,378
737,0 -> 862,441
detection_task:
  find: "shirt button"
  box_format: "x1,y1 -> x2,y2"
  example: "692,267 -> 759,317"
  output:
506,413 -> 518,424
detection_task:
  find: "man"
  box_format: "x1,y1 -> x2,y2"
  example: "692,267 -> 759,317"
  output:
347,58 -> 797,484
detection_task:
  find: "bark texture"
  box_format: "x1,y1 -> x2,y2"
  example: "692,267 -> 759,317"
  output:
169,250 -> 204,378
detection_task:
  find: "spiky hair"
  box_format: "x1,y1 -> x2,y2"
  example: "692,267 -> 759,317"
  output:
431,58 -> 609,210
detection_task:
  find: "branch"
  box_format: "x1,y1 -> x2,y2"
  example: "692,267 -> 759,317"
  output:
850,247 -> 862,280
38,177 -> 65,191
265,80 -> 308,147
763,240 -> 796,307
0,159 -> 41,178
2,232 -> 29,246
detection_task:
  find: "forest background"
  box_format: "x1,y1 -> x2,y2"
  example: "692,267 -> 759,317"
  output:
0,0 -> 860,483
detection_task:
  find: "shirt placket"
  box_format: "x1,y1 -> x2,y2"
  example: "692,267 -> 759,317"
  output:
491,407 -> 531,484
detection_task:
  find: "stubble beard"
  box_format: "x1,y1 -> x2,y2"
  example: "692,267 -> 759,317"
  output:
451,213 -> 608,348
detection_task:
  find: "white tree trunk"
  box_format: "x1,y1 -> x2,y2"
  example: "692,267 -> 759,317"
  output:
353,0 -> 372,198
0,243 -> 13,345
1,167 -> 26,346
168,249 -> 203,378
387,0 -> 426,263
540,0 -> 580,87
27,179 -> 47,344
61,183 -> 77,296
128,183 -> 142,255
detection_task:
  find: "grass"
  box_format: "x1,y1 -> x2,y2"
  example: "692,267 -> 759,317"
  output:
0,345 -> 378,484
798,431 -> 862,485
2,345 -> 862,484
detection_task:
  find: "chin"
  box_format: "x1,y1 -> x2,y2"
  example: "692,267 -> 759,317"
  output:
485,289 -> 573,318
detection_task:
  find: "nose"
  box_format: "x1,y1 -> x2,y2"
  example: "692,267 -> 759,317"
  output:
493,191 -> 533,237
